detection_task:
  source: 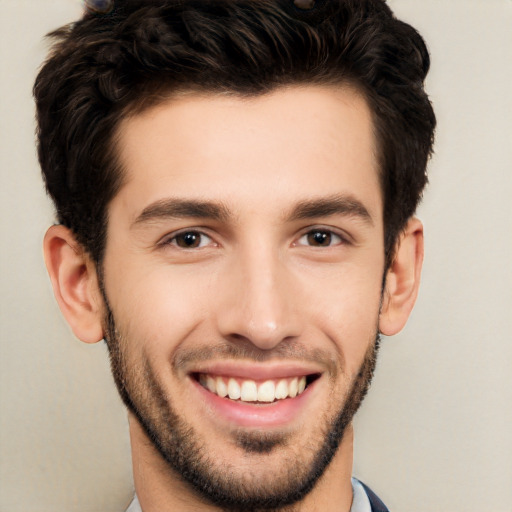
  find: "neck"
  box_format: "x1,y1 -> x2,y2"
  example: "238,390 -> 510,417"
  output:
129,413 -> 355,512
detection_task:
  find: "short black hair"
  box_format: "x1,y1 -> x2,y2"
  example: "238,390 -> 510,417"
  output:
34,0 -> 436,267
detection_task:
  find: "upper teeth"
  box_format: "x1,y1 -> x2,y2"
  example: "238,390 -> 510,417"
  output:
199,374 -> 307,403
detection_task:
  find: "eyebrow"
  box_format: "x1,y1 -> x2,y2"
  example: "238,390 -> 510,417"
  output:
286,194 -> 374,225
132,193 -> 373,228
132,198 -> 231,226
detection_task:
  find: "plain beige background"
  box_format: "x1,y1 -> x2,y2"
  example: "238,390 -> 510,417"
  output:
1,1 -> 511,511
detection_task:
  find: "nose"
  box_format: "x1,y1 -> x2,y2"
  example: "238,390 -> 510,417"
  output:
215,244 -> 302,351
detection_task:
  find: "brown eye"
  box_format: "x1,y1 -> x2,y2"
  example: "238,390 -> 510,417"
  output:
173,232 -> 206,248
307,230 -> 331,246
298,229 -> 343,247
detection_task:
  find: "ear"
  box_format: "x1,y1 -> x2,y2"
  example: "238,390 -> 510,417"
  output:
43,225 -> 104,343
379,217 -> 424,336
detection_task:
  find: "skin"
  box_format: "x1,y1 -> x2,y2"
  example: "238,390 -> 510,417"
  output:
44,85 -> 424,511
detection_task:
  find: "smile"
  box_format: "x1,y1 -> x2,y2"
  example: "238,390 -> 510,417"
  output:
190,365 -> 322,427
196,373 -> 316,403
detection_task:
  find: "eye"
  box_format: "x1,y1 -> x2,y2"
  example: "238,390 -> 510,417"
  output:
165,230 -> 214,249
297,229 -> 344,247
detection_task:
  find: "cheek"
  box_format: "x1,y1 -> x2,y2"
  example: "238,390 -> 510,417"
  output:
302,265 -> 383,374
104,262 -> 216,355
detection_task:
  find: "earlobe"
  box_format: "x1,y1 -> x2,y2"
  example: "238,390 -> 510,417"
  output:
43,225 -> 105,343
379,217 -> 424,336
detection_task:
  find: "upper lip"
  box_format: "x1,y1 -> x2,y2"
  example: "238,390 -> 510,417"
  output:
188,361 -> 323,381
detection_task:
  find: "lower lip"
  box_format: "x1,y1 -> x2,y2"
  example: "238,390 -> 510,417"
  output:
191,377 -> 317,428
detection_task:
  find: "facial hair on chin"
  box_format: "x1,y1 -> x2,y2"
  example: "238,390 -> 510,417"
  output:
100,290 -> 380,511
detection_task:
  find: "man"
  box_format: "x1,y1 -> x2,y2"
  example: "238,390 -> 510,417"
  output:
34,0 -> 435,510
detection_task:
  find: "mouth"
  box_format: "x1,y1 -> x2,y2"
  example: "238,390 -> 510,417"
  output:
193,372 -> 320,404
188,363 -> 323,427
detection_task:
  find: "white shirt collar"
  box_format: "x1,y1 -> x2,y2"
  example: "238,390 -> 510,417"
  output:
350,477 -> 372,512
125,494 -> 141,512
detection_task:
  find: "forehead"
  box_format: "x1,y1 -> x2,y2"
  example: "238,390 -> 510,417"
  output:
111,85 -> 381,224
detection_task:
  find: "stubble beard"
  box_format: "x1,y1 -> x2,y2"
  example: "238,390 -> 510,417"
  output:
101,293 -> 380,511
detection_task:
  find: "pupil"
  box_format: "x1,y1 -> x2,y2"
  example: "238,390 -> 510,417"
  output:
178,232 -> 199,247
309,230 -> 330,246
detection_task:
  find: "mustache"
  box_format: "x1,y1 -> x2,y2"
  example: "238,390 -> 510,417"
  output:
173,342 -> 340,377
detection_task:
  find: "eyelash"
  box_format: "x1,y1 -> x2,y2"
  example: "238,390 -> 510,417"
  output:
160,230 -> 215,249
295,228 -> 347,248
160,227 -> 348,250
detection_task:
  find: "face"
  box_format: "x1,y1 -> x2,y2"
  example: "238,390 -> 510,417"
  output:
101,86 -> 385,509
